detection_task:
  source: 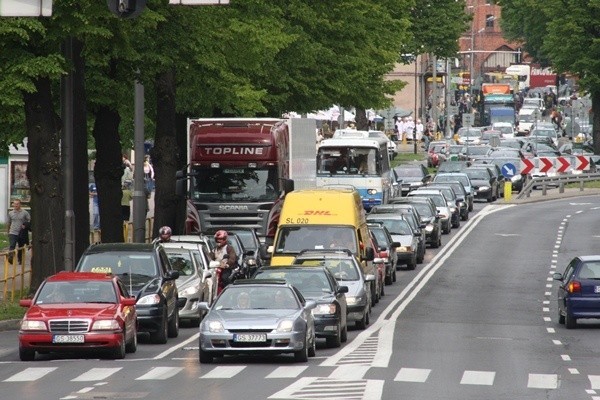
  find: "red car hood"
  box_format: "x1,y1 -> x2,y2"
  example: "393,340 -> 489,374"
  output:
24,304 -> 119,320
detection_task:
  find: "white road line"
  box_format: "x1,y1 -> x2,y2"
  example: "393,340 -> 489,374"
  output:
544,317 -> 551,322
200,366 -> 245,379
460,370 -> 495,386
590,375 -> 600,390
394,368 -> 431,383
269,377 -> 317,399
527,373 -> 558,389
266,366 -> 308,379
135,366 -> 183,380
552,339 -> 562,345
76,387 -> 95,393
72,367 -> 122,382
561,354 -> 571,361
153,332 -> 199,360
568,368 -> 579,374
4,367 -> 57,382
547,327 -> 555,333
328,365 -> 370,380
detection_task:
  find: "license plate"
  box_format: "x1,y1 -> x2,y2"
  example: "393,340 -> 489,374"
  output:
233,333 -> 267,342
595,286 -> 600,294
53,335 -> 85,344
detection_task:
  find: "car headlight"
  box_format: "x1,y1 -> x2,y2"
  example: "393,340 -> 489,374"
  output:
137,294 -> 161,305
479,186 -> 490,191
92,320 -> 120,331
276,320 -> 294,333
346,296 -> 364,306
449,206 -> 457,213
367,189 -> 378,195
425,224 -> 434,233
410,182 -> 423,188
398,246 -> 413,252
312,304 -> 336,315
20,320 -> 47,331
180,286 -> 199,297
208,321 -> 224,333
246,258 -> 256,267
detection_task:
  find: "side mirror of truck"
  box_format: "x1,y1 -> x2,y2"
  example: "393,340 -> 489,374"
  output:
282,178 -> 294,193
175,170 -> 187,197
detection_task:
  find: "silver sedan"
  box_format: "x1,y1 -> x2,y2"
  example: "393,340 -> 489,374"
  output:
198,281 -> 317,363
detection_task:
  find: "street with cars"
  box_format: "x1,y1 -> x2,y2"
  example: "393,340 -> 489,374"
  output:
2,192 -> 600,399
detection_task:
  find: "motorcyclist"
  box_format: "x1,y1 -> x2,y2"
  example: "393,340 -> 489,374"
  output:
210,230 -> 238,293
154,226 -> 173,244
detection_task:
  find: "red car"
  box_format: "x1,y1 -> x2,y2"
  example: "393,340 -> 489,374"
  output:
18,272 -> 138,361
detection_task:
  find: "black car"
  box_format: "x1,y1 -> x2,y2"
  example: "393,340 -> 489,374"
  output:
222,228 -> 267,272
253,266 -> 348,348
426,181 -> 469,221
391,164 -> 432,197
75,242 -> 180,344
464,166 -> 498,202
388,197 -> 442,248
468,163 -> 505,198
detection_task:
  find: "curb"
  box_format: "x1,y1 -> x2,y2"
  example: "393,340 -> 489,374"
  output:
0,319 -> 20,332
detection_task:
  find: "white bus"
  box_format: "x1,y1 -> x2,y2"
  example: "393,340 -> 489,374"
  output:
505,64 -> 531,92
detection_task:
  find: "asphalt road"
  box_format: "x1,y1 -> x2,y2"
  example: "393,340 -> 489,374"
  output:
1,195 -> 600,399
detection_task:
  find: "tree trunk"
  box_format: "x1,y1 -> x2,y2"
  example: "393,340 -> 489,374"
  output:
151,69 -> 181,238
355,107 -> 369,130
92,105 -> 125,243
72,38 -> 90,261
24,77 -> 63,292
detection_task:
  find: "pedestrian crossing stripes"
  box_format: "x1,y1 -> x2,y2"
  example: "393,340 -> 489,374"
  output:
0,365 -> 583,390
268,377 -> 384,400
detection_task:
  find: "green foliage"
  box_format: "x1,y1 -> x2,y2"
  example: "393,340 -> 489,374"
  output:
0,300 -> 25,321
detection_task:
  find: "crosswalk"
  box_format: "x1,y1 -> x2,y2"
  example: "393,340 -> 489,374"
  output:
1,364 -> 596,391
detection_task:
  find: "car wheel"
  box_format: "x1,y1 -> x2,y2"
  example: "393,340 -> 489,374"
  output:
487,193 -> 493,202
461,212 -> 469,221
442,223 -> 450,234
125,326 -> 138,353
326,324 -> 342,348
380,281 -> 385,296
308,331 -> 316,357
341,323 -> 348,343
453,218 -> 460,229
356,309 -> 368,330
558,308 -> 565,325
565,310 -> 577,329
417,248 -> 424,264
294,335 -> 309,362
111,333 -> 127,360
199,348 -> 214,364
167,308 -> 179,338
392,269 -> 397,282
407,256 -> 416,270
151,310 -> 168,344
19,347 -> 35,361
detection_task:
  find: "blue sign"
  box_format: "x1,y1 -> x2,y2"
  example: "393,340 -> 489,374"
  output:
501,163 -> 517,179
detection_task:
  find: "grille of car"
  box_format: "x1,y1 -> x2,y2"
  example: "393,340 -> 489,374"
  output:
229,340 -> 273,348
49,319 -> 90,333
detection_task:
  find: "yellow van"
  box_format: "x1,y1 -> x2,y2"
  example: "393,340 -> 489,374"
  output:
269,186 -> 375,267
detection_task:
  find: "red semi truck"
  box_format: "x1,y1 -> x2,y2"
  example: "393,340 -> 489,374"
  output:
176,118 -> 316,240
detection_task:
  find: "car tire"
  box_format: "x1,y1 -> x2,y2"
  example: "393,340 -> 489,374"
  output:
125,327 -> 138,353
443,224 -> 451,234
392,269 -> 397,282
151,310 -> 169,344
308,332 -> 316,357
356,309 -> 368,330
341,323 -> 348,343
461,212 -> 469,221
111,334 -> 127,360
294,336 -> 309,363
167,308 -> 179,338
565,311 -> 577,329
558,309 -> 565,325
385,273 -> 392,285
380,281 -> 385,296
326,324 -> 342,348
452,218 -> 460,229
19,347 -> 35,361
199,348 -> 214,364
407,257 -> 416,270
417,248 -> 424,264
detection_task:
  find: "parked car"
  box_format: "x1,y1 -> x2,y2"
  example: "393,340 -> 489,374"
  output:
162,243 -> 215,326
388,197 -> 442,248
75,242 -> 180,344
18,272 -> 138,361
553,255 -> 600,329
197,279 -> 317,363
291,249 -> 374,329
391,164 -> 432,196
253,266 -> 348,348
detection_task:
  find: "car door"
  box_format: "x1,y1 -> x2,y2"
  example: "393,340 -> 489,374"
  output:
556,260 -> 576,313
158,249 -> 179,319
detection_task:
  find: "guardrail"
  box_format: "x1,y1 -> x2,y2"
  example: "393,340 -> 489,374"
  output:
517,172 -> 600,199
0,246 -> 32,302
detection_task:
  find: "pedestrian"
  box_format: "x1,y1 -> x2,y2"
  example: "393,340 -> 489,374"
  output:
89,182 -> 100,231
415,119 -> 424,145
143,155 -> 154,194
7,199 -> 30,263
122,153 -> 133,172
121,181 -> 133,222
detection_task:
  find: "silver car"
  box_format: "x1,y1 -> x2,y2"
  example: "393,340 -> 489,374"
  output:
198,280 -> 317,363
163,242 -> 216,325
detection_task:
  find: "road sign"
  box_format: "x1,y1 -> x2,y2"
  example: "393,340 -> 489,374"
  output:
0,0 -> 52,16
501,163 -> 517,179
556,157 -> 570,173
462,113 -> 474,127
539,157 -> 554,173
521,159 -> 535,175
575,155 -> 590,170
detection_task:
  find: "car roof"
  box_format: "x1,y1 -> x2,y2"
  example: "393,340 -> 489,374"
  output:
84,243 -> 156,253
232,278 -> 288,286
161,241 -> 205,251
47,271 -> 115,282
295,249 -> 354,259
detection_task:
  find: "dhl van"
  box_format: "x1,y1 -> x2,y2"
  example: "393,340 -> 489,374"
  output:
269,186 -> 375,268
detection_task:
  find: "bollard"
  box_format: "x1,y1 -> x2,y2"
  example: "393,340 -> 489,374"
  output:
504,181 -> 512,202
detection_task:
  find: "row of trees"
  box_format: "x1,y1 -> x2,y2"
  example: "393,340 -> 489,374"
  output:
0,0 -> 469,290
498,0 -> 599,154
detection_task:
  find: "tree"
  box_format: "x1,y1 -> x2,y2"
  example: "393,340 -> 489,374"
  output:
498,0 -> 600,154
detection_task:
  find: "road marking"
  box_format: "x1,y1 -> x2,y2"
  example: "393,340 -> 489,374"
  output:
135,366 -> 183,380
561,354 -> 571,361
527,373 -> 558,389
4,367 -> 57,382
269,377 -> 383,400
72,367 -> 122,382
200,366 -> 245,379
568,368 -> 579,374
552,339 -> 562,345
546,327 -> 555,333
460,370 -> 495,385
328,365 -> 370,380
76,387 -> 95,393
266,366 -> 308,379
154,333 -> 199,360
394,368 -> 431,382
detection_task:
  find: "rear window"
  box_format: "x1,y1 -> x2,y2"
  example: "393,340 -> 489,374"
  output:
578,261 -> 600,279
77,252 -> 157,277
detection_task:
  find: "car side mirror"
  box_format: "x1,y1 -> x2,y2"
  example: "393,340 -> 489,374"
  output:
362,247 -> 375,262
209,260 -> 220,269
390,241 -> 400,248
166,270 -> 180,280
364,274 -> 376,282
198,302 -> 210,311
552,272 -> 563,281
19,299 -> 32,308
305,300 -> 317,310
338,286 -> 349,294
202,270 -> 212,280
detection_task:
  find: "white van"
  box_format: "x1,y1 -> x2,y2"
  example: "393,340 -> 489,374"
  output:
517,108 -> 537,135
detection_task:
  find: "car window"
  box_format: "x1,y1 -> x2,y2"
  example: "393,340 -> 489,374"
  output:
78,253 -> 157,277
578,261 -> 600,279
325,261 -> 360,281
166,251 -> 195,276
254,269 -> 332,294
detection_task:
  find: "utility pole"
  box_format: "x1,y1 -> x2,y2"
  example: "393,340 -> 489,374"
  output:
445,58 -> 452,139
431,54 -> 438,137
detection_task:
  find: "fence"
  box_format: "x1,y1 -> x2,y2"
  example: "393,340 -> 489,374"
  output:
517,172 -> 600,199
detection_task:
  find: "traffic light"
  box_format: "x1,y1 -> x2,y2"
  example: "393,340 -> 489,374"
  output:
107,0 -> 146,19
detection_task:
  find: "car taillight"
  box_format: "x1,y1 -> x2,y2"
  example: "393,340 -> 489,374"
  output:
568,281 -> 581,293
380,250 -> 389,258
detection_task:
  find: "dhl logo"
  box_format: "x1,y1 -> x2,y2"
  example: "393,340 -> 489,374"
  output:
302,210 -> 335,216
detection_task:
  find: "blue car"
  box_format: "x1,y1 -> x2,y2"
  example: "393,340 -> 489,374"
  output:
554,255 -> 600,329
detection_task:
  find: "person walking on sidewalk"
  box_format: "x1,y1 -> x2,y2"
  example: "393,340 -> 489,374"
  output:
7,199 -> 30,263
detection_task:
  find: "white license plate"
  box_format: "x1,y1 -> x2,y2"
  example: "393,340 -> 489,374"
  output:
53,335 -> 85,344
233,333 -> 267,342
595,286 -> 600,294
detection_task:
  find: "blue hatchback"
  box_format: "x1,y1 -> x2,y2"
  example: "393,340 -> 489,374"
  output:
554,255 -> 600,329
